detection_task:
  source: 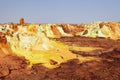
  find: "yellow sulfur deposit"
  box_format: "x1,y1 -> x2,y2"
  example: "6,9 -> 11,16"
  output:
9,37 -> 101,68
4,24 -> 103,69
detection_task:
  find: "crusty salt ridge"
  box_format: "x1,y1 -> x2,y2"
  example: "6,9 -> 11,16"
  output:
1,21 -> 120,39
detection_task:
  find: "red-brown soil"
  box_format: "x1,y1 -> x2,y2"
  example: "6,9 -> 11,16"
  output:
0,37 -> 120,80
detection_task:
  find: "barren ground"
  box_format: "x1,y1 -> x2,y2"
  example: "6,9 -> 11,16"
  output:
0,37 -> 120,80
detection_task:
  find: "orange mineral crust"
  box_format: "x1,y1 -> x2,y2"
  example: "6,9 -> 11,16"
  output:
0,21 -> 120,80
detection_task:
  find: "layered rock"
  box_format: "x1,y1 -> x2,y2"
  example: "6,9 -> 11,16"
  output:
0,21 -> 120,40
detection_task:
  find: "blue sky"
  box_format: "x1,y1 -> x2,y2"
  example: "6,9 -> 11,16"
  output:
0,0 -> 120,23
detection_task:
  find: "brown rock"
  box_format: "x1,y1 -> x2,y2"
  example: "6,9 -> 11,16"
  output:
0,65 -> 9,78
51,25 -> 61,37
20,18 -> 25,25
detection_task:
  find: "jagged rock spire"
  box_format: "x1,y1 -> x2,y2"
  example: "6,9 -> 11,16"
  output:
20,18 -> 24,25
